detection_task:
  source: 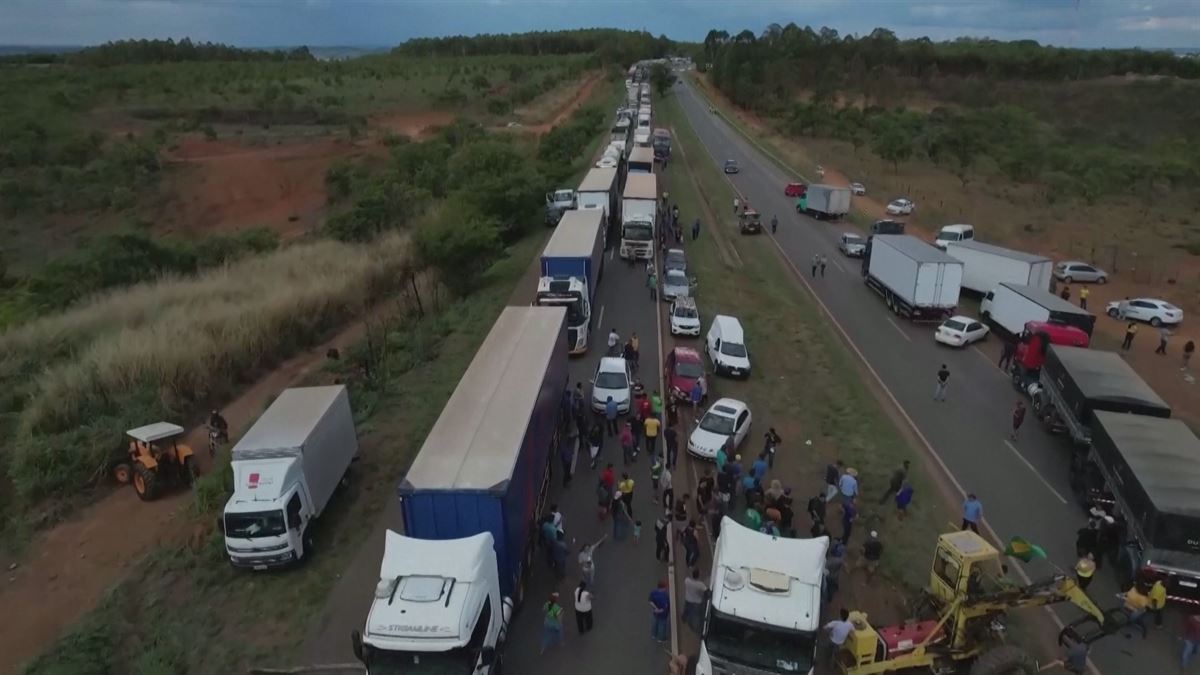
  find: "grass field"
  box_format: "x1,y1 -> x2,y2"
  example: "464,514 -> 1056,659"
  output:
657,91 -> 954,594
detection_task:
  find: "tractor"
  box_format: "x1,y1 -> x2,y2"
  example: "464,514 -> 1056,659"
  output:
738,209 -> 762,235
112,422 -> 199,501
836,530 -> 1125,675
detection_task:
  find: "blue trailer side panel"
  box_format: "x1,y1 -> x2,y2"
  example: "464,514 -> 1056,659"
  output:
540,256 -> 589,280
401,493 -> 508,580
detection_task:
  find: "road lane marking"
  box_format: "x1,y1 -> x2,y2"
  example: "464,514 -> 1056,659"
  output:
1003,440 -> 1069,504
886,318 -> 912,342
825,255 -> 845,274
595,304 -> 605,335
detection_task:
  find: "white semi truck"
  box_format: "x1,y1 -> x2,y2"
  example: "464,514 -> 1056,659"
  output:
621,172 -> 657,260
697,518 -> 829,675
535,209 -> 605,354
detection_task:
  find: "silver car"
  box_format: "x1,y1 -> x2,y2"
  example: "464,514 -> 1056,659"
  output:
664,248 -> 687,275
1054,261 -> 1107,284
838,233 -> 866,257
661,269 -> 692,301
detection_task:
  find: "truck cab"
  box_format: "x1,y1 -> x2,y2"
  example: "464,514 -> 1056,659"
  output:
697,518 -> 827,675
536,276 -> 589,353
544,189 -> 575,226
224,458 -> 314,568
934,224 -> 974,250
1010,320 -> 1090,389
353,531 -> 512,675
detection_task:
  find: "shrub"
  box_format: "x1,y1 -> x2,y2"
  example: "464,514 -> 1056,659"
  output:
414,205 -> 502,295
487,96 -> 512,116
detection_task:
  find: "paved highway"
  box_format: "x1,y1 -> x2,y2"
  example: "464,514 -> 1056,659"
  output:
672,77 -> 1176,675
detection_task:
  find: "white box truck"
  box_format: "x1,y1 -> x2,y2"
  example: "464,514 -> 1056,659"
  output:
222,385 -> 358,569
945,239 -> 1053,294
576,166 -> 618,239
799,184 -> 851,219
980,282 -> 1096,339
862,235 -> 962,321
621,173 -> 657,260
696,518 -> 828,675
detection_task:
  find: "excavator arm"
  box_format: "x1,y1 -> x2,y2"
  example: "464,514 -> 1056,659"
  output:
965,574 -> 1119,643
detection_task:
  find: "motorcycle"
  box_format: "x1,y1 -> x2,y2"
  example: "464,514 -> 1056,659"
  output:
208,425 -> 228,458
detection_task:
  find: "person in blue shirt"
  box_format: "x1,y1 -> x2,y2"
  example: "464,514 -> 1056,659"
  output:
962,494 -> 983,533
689,379 -> 703,412
649,580 -> 671,642
751,453 -> 768,482
605,396 -> 619,436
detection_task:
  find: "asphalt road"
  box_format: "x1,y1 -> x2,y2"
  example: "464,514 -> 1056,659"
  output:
671,78 -> 1179,674
303,230 -> 675,675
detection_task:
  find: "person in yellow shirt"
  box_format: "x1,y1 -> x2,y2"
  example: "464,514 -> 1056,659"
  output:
618,473 -> 635,517
1121,586 -> 1150,638
1074,553 -> 1096,591
1078,286 -> 1089,310
1149,579 -> 1167,627
644,415 -> 660,456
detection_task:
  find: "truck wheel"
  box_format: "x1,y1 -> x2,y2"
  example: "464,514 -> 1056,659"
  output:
969,645 -> 1038,675
112,461 -> 133,484
133,463 -> 159,501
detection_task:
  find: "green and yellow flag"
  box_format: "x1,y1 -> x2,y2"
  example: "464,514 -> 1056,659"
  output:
1004,537 -> 1047,562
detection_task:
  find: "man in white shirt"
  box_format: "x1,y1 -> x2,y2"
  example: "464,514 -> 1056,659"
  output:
607,328 -> 620,355
681,568 -> 708,633
823,608 -> 854,665
574,581 -> 594,634
578,536 -> 605,585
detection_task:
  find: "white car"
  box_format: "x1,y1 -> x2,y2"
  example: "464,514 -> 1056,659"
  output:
886,198 -> 914,216
849,182 -> 866,196
1106,298 -> 1183,327
661,269 -> 692,301
935,315 -> 989,347
670,296 -> 701,336
687,398 -> 752,460
590,357 -> 632,414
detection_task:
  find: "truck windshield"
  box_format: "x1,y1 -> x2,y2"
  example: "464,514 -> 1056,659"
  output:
720,342 -> 747,358
224,510 -> 286,538
705,611 -> 815,673
363,646 -> 474,674
536,293 -> 584,325
623,222 -> 653,241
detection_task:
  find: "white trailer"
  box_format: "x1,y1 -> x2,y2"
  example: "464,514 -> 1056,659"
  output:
862,235 -> 962,321
621,173 -> 657,260
945,239 -> 1053,294
980,282 -> 1096,339
222,385 -> 358,569
801,184 -> 851,219
576,167 -> 618,236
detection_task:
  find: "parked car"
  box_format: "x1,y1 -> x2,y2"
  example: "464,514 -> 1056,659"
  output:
1106,298 -> 1183,326
871,219 -> 905,235
669,296 -> 701,336
849,182 -> 866,196
886,198 -> 915,216
935,315 -> 989,347
664,248 -> 687,274
723,159 -> 740,174
687,398 -> 752,460
665,347 -> 704,401
590,357 -> 632,414
838,233 -> 867,257
706,315 -> 750,378
1054,261 -> 1108,284
661,269 -> 692,301
784,182 -> 806,197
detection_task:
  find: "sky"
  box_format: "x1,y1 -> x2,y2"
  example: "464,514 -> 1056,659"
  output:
1,0 -> 1198,50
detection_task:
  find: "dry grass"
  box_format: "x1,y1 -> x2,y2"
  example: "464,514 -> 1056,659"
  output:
0,234 -> 410,506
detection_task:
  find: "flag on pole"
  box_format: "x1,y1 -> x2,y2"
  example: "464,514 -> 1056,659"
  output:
1004,536 -> 1047,562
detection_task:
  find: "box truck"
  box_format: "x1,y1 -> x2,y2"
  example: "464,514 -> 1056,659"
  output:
628,146 -> 655,174
980,282 -> 1095,339
797,184 -> 851,219
861,235 -> 962,321
652,128 -> 671,161
535,209 -> 605,354
621,173 -> 657,260
945,240 -> 1053,294
576,166 -> 618,239
222,385 -> 358,569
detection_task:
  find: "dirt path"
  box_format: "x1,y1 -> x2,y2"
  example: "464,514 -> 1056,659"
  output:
0,318 -> 373,675
501,71 -> 604,136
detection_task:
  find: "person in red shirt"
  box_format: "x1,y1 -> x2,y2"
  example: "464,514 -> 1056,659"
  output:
1183,611 -> 1200,670
600,464 -> 615,491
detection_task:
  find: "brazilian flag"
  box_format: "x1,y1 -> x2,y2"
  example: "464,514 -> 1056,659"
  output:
1004,537 -> 1047,562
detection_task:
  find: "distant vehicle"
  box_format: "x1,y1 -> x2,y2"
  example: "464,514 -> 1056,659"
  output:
661,269 -> 692,301
1054,261 -> 1108,284
886,198 -> 915,216
935,315 -> 989,348
687,398 -> 752,460
870,219 -> 906,236
665,346 -> 704,401
669,296 -> 701,336
784,182 -> 806,197
591,356 -> 632,414
738,209 -> 762,235
664,248 -> 687,274
933,224 -> 974,250
798,184 -> 851,220
723,159 -> 740,174
1106,298 -> 1183,327
849,182 -> 866,196
838,233 -> 866,257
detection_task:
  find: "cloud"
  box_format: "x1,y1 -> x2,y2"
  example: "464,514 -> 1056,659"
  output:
1118,15 -> 1200,32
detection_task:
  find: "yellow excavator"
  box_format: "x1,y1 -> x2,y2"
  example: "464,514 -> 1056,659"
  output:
837,530 -> 1126,675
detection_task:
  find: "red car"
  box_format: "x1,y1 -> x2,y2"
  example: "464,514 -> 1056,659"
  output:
665,347 -> 705,401
784,182 -> 807,197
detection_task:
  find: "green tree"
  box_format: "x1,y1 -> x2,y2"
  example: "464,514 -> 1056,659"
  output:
471,73 -> 491,92
448,141 -> 542,239
871,121 -> 913,173
414,205 -> 503,295
650,63 -> 675,97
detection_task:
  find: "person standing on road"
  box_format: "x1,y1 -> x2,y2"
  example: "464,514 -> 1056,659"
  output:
962,493 -> 983,533
540,593 -> 564,654
588,422 -> 603,469
1156,326 -> 1171,355
620,421 -> 635,464
751,452 -> 769,484
763,427 -> 781,468
998,340 -> 1015,371
664,425 -> 679,468
619,472 -> 635,517
654,511 -> 670,562
644,413 -> 660,456
1120,585 -> 1151,639
934,364 -> 950,402
650,455 -> 664,504
605,396 -> 619,436
771,214 -> 779,234
1181,611 -> 1200,670
1150,578 -> 1167,626
1010,400 -> 1027,441
689,378 -> 703,413
682,568 -> 708,633
661,464 -> 674,510
1074,553 -> 1096,591
559,434 -> 575,487
1060,285 -> 1071,302
1122,322 -> 1138,351
860,530 -> 884,576
649,580 -> 671,643
820,255 -> 828,277
608,327 -> 620,356
574,581 -> 595,635
732,197 -> 739,215
578,535 -> 605,585
1078,286 -> 1089,310
692,217 -> 701,241
841,498 -> 857,542
682,521 -> 701,568
811,254 -> 819,278
1185,339 -> 1196,371
879,461 -> 909,504
648,269 -> 658,300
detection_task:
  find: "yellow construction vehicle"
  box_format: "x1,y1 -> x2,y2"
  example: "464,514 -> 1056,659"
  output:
112,422 -> 199,501
837,530 -> 1125,675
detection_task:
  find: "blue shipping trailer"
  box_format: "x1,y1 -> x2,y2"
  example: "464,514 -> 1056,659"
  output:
397,306 -> 568,603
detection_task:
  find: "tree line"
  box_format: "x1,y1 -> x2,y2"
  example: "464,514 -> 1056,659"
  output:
0,38 -> 314,66
394,28 -> 675,64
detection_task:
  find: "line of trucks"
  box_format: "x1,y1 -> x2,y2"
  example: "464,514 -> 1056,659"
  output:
857,230 -> 1200,603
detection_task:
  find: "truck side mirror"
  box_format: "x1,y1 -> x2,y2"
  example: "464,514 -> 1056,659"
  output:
479,646 -> 496,665
351,630 -> 364,661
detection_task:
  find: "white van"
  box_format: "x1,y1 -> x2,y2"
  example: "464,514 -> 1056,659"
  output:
706,315 -> 751,378
934,224 -> 975,250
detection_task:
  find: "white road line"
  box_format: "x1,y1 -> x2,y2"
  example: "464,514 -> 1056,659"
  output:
1003,440 -> 1069,504
595,304 -> 605,334
609,247 -> 615,261
886,318 -> 912,342
825,255 -> 845,274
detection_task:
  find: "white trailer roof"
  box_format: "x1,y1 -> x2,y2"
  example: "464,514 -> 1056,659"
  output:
623,173 -> 657,200
711,518 -> 827,631
874,235 -> 960,264
544,210 -> 603,257
948,239 -> 1051,265
578,167 -> 617,193
380,530 -> 490,582
404,306 -> 565,491
231,386 -> 347,455
629,147 -> 654,165
998,283 -> 1091,317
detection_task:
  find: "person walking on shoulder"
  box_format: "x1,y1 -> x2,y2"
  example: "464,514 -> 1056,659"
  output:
820,255 -> 828,277
1078,286 -> 1089,310
1122,322 -> 1138,351
540,593 -> 564,654
811,254 -> 819,278
649,580 -> 671,643
1184,339 -> 1196,371
933,364 -> 950,402
962,493 -> 982,533
732,197 -> 739,215
879,460 -> 909,504
1156,326 -> 1170,355
895,480 -> 914,520
771,214 -> 779,234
